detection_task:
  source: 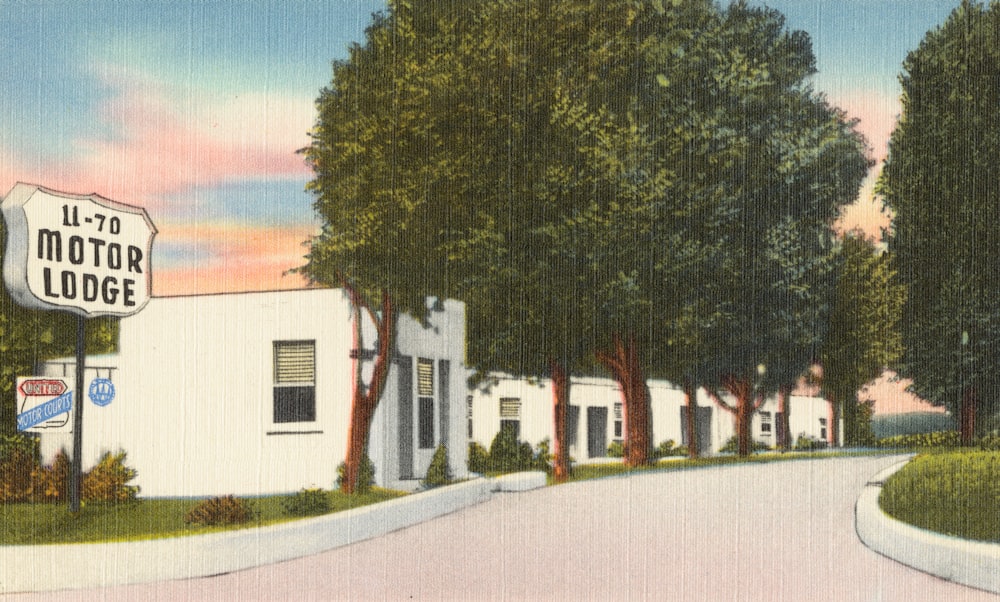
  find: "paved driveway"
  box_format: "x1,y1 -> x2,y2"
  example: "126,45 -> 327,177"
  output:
6,454 -> 998,601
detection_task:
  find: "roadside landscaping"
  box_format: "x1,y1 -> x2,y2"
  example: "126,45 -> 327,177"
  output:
0,487 -> 405,545
879,449 -> 1000,542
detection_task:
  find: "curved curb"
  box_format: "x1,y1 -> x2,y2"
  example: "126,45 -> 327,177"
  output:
856,458 -> 1000,594
0,472 -> 548,594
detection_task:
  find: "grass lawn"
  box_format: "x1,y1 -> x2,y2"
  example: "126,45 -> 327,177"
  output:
0,488 -> 405,545
880,450 -> 1000,542
551,448 -> 890,484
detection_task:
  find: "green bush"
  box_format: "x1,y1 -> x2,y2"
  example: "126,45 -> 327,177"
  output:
531,438 -> 552,471
184,495 -> 256,526
336,454 -> 375,494
29,450 -> 70,502
794,434 -> 828,451
607,441 -> 625,457
720,436 -> 770,454
422,444 -> 452,489
0,435 -> 40,502
880,451 -> 1000,541
977,432 -> 1000,450
486,428 -> 536,472
654,439 -> 687,458
282,488 -> 332,516
877,430 -> 960,449
467,441 -> 489,473
81,451 -> 139,503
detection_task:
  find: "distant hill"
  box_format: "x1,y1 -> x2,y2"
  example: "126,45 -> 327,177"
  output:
872,412 -> 956,439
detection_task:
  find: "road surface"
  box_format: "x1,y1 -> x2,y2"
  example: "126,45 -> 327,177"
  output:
6,454 -> 998,601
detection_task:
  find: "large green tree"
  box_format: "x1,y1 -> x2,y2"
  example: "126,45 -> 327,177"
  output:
879,0 -> 1000,443
819,233 -> 904,447
673,2 -> 871,456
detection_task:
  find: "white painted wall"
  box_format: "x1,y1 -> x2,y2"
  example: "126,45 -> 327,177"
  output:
39,289 -> 469,497
470,375 -> 830,457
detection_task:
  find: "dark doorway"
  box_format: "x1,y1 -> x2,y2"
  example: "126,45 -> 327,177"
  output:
680,405 -> 713,455
587,406 -> 608,458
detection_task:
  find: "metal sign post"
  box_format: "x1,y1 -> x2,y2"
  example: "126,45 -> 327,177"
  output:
68,316 -> 86,513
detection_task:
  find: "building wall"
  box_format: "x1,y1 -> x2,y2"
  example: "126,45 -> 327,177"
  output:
470,375 -> 830,458
39,289 -> 469,497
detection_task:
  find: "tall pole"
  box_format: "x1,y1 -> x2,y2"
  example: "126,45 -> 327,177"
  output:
69,315 -> 86,513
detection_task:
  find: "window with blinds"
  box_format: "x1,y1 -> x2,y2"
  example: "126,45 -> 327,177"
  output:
417,358 -> 435,448
417,358 -> 434,396
499,397 -> 521,419
273,341 -> 316,423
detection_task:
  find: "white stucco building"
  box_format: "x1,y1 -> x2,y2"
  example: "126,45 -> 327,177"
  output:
38,288 -> 470,497
469,374 -> 833,458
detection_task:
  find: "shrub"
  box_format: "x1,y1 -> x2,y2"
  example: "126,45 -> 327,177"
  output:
487,427 -> 524,472
467,441 -> 489,473
877,430 -> 960,449
531,438 -> 552,471
336,454 -> 375,494
720,436 -> 770,454
654,439 -> 687,458
422,444 -> 452,489
977,432 -> 1000,451
184,495 -> 256,526
282,488 -> 332,516
607,441 -> 625,457
0,435 -> 40,502
29,449 -> 70,503
794,434 -> 828,451
81,451 -> 139,503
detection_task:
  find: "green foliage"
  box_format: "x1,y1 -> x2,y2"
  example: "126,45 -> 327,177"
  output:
281,488 -> 332,517
0,434 -> 39,502
81,451 -> 139,503
422,444 -> 452,489
336,454 -> 375,494
880,451 -> 1000,541
184,495 -> 256,526
467,441 -> 489,473
472,432 -> 551,474
879,1 -> 1000,427
793,434 -> 828,451
720,436 -> 769,454
654,439 -> 688,458
877,431 -> 961,449
607,441 -> 625,458
29,449 -> 70,503
820,235 -> 904,446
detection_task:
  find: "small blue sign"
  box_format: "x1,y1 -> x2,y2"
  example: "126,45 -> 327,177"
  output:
17,392 -> 72,431
88,378 -> 115,407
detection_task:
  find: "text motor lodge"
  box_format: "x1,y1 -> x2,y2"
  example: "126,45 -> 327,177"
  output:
36,205 -> 144,308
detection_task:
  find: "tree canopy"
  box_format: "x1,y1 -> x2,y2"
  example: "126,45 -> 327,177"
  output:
879,0 -> 1000,436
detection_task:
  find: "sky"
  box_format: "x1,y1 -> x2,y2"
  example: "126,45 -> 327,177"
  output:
0,0 -> 959,298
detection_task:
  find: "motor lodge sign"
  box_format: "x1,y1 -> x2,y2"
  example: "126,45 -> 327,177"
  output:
2,183 -> 156,317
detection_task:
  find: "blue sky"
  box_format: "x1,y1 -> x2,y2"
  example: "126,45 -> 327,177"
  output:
0,1 -> 962,294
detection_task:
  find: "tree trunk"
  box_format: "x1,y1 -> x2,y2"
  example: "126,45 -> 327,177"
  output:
597,335 -> 651,467
342,288 -> 395,494
960,386 -> 978,446
551,360 -> 571,482
827,398 -> 840,448
777,384 -> 792,451
707,376 -> 764,457
842,392 -> 857,446
683,378 -> 699,459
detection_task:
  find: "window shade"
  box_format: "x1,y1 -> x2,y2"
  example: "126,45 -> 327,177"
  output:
274,341 -> 315,383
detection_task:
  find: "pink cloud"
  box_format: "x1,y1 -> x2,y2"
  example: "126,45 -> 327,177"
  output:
152,222 -> 319,296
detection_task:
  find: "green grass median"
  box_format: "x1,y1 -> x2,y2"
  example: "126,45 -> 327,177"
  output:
880,450 -> 1000,542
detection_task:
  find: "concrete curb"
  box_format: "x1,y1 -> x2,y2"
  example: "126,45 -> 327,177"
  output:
0,473 -> 547,594
855,458 -> 1000,594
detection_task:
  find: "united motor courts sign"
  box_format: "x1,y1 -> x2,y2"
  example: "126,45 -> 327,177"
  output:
2,183 -> 156,317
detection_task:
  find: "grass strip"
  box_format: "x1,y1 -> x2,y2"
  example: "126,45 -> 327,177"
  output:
880,450 -> 1000,542
0,488 -> 405,545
